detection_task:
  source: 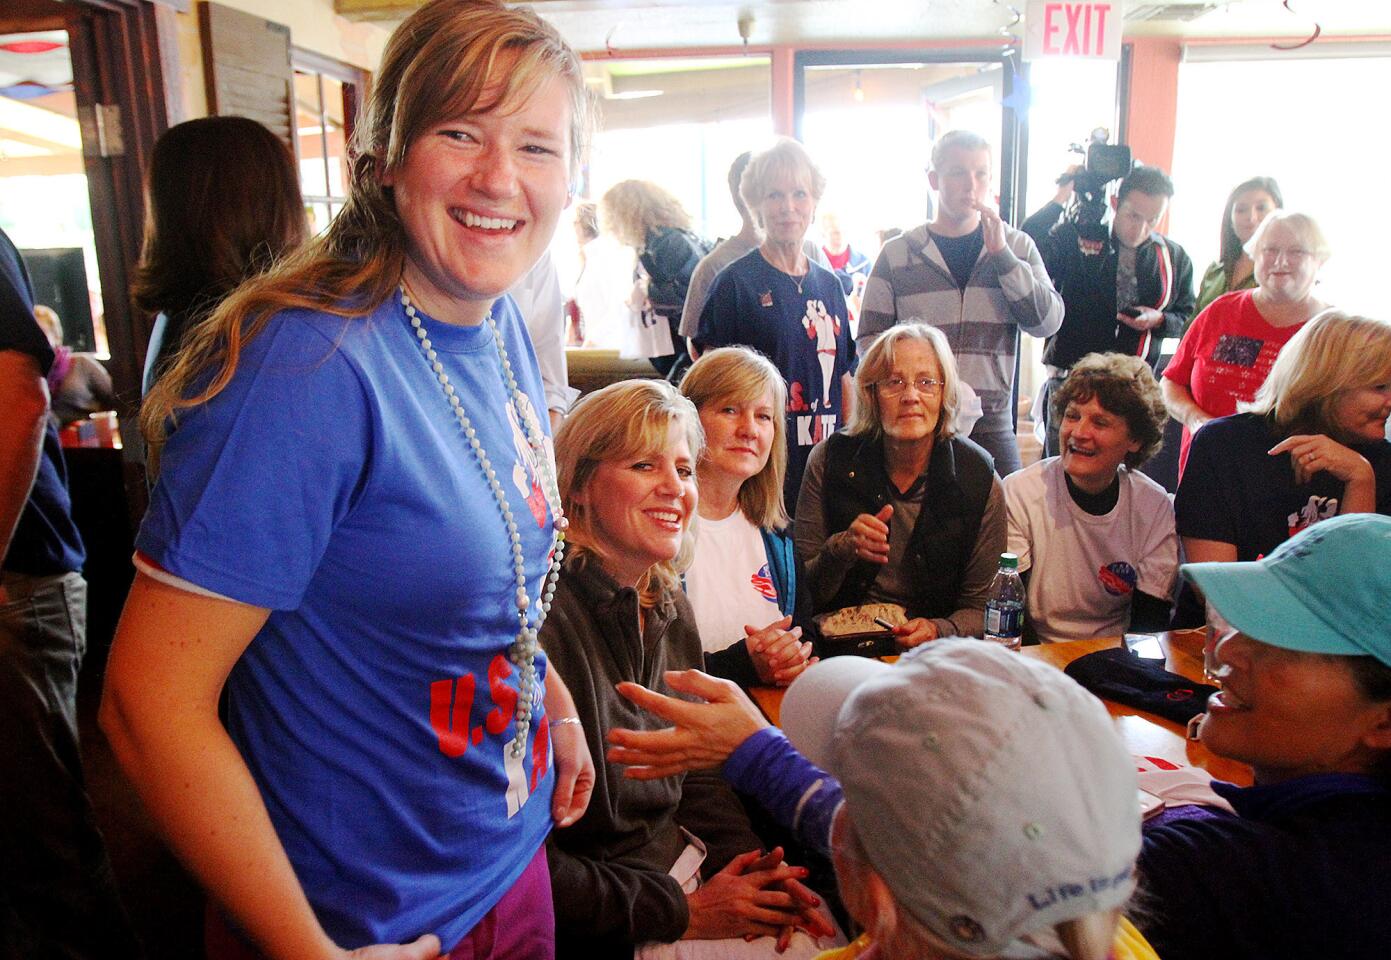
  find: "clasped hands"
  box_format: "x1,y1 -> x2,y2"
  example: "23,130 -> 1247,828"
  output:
745,614 -> 815,686
606,671 -> 833,950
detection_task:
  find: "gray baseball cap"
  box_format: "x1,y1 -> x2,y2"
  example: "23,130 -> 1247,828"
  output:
781,638 -> 1140,956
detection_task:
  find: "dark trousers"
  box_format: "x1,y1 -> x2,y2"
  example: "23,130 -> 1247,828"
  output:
0,571 -> 140,959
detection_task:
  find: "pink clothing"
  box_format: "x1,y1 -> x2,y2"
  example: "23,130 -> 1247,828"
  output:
1163,289 -> 1307,477
45,344 -> 73,393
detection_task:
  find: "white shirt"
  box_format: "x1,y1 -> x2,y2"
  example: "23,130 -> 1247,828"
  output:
1004,458 -> 1178,644
685,510 -> 782,655
508,251 -> 578,414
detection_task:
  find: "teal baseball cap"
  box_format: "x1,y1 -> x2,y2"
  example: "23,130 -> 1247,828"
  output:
1182,513 -> 1391,669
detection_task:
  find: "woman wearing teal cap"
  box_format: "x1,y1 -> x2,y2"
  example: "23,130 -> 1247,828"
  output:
1137,512 -> 1391,960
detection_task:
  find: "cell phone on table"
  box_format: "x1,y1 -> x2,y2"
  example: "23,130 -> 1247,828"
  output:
1124,632 -> 1165,660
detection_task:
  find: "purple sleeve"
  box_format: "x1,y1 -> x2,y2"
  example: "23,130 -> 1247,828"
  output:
721,728 -> 842,858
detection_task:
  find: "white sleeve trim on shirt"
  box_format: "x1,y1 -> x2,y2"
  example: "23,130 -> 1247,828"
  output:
132,552 -> 238,603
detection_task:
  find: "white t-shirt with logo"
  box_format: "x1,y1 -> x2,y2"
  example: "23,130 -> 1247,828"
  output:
1003,458 -> 1178,644
686,510 -> 783,655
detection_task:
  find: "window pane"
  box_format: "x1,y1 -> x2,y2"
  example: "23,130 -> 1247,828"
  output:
803,61 -> 1004,261
1024,59 -> 1118,218
294,70 -> 328,197
307,202 -> 333,236
321,75 -> 349,199
556,57 -> 773,351
1171,55 -> 1391,315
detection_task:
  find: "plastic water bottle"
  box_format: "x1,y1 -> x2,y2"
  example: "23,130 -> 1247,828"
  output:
983,553 -> 1024,651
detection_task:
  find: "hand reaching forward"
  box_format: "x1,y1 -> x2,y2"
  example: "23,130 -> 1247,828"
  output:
606,670 -> 770,779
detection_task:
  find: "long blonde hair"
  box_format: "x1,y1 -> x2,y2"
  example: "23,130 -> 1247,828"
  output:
1243,309 -> 1391,439
555,380 -> 704,608
679,347 -> 789,531
141,0 -> 590,468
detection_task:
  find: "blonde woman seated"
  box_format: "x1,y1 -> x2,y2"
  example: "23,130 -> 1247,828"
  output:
1172,309 -> 1391,625
680,347 -> 813,687
1003,353 -> 1178,644
543,380 -> 833,959
795,323 -> 1005,646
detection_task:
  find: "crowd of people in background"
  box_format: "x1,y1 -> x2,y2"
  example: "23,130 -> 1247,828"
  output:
3,1 -> 1391,959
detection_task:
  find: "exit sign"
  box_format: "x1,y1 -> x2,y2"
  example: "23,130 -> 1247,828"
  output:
1023,1 -> 1124,62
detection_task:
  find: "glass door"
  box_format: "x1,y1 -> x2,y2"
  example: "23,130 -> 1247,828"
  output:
794,49 -> 1023,272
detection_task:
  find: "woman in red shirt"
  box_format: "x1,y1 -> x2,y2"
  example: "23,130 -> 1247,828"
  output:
1161,210 -> 1330,477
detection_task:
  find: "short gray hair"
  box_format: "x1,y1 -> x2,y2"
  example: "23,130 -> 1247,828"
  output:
1244,209 -> 1331,262
930,129 -> 991,172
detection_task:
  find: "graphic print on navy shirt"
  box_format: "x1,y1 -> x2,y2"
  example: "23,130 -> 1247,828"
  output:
696,250 -> 853,507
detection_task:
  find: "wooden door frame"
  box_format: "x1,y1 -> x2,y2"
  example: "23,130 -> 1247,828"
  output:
5,0 -> 171,509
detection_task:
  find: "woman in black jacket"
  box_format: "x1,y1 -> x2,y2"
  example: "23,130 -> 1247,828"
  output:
599,180 -> 706,378
795,322 -> 1006,647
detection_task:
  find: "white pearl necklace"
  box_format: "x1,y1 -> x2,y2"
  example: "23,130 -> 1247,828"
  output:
400,285 -> 566,758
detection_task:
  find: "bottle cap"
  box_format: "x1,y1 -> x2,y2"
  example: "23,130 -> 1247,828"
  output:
998,552 -> 1019,570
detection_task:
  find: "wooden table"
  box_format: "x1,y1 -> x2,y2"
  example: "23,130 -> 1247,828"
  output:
749,629 -> 1252,786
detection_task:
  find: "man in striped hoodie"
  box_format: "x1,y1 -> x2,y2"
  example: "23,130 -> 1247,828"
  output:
858,130 -> 1063,476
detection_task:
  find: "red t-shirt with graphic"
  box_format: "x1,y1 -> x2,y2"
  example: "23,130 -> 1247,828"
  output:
1164,289 -> 1308,477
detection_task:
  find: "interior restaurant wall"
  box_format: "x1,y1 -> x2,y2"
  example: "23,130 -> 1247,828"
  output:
163,0 -> 389,124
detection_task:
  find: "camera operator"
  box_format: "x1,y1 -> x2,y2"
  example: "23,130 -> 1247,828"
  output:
1023,163 -> 1195,456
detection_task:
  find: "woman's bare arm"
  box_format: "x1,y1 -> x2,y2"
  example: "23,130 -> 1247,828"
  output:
101,573 -> 439,960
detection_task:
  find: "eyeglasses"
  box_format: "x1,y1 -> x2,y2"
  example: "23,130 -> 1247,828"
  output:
1256,246 -> 1314,264
874,376 -> 943,397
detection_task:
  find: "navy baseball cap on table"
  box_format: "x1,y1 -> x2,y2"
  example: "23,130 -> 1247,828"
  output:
1182,513 -> 1391,669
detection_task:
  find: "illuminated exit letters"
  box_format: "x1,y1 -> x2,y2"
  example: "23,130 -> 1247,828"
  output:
1023,1 -> 1123,62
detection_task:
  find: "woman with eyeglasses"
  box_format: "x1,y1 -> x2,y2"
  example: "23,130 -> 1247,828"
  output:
795,323 -> 1005,648
1003,353 -> 1178,644
1161,210 -> 1330,478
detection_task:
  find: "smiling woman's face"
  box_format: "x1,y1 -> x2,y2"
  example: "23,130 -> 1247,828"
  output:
385,70 -> 573,326
573,420 -> 698,588
1199,631 -> 1391,784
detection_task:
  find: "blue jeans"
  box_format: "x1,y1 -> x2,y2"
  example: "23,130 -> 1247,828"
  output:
0,571 -> 140,959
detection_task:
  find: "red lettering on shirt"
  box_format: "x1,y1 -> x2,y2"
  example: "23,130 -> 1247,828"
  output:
429,673 -> 477,758
531,713 -> 551,792
486,654 -> 518,735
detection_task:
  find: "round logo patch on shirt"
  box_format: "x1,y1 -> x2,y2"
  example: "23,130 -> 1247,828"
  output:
1098,561 -> 1137,597
751,563 -> 778,602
